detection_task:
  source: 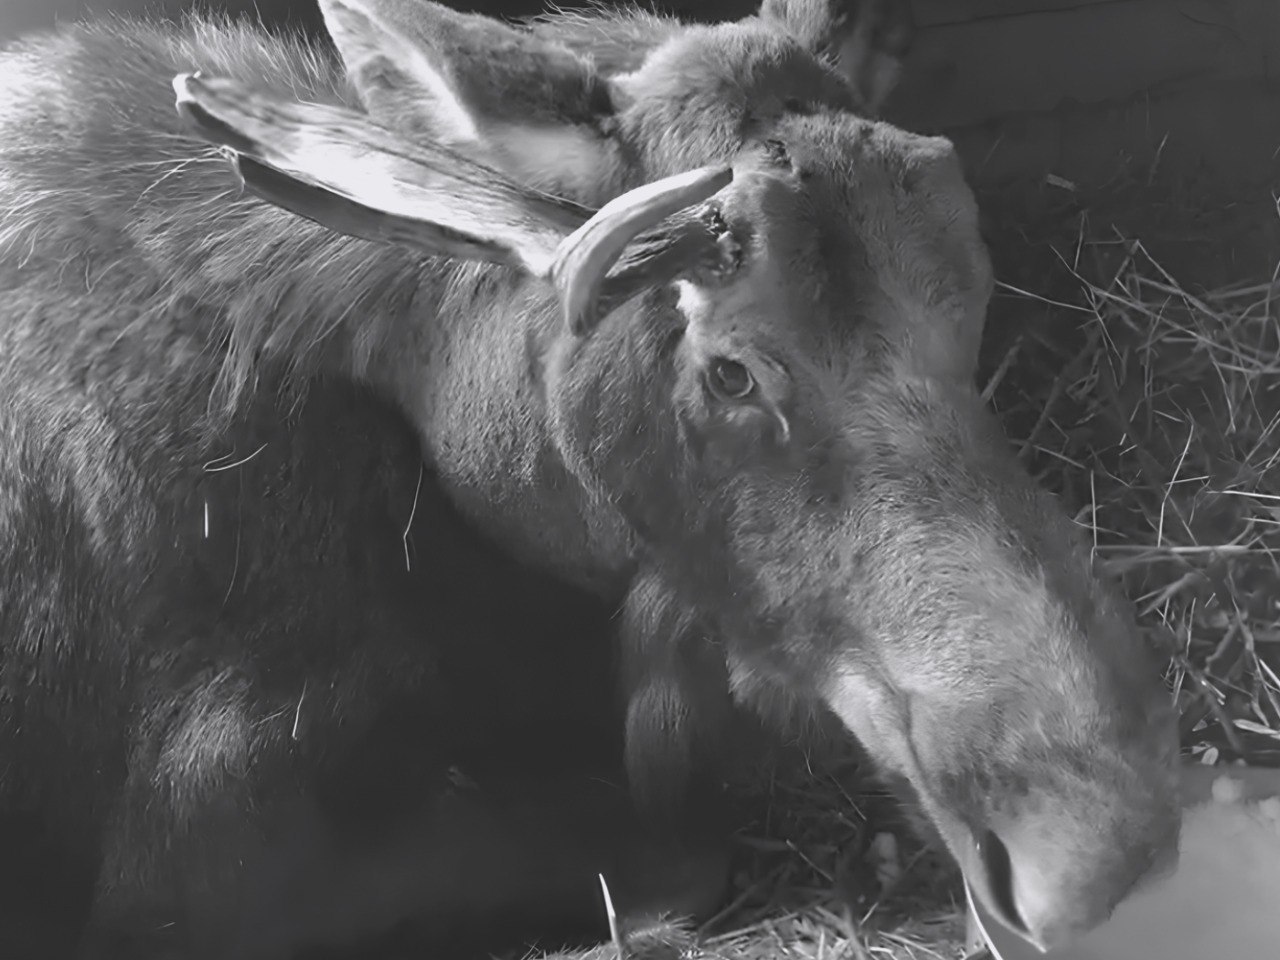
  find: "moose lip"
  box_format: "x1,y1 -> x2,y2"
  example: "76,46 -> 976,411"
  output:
964,831 -> 1051,953
866,744 -> 1062,952
965,879 -> 1032,957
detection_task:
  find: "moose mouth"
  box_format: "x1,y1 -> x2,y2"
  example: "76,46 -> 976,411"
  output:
965,876 -> 1019,958
957,814 -> 1174,955
908,779 -> 1079,954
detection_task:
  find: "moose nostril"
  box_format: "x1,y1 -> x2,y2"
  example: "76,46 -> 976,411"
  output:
978,829 -> 1028,935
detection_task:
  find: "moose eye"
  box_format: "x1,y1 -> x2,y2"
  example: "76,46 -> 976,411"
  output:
706,357 -> 755,400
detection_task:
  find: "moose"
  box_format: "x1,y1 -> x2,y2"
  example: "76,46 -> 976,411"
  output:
1,0 -> 1181,957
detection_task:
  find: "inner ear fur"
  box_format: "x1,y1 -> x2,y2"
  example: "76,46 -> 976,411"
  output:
319,0 -> 622,198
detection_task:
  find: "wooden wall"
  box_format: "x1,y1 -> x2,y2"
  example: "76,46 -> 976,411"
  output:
899,0 -> 1274,127
888,0 -> 1280,185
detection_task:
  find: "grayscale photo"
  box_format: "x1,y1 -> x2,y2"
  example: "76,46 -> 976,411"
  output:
0,2 -> 1277,959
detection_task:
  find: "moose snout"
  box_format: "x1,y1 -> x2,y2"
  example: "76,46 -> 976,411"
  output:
970,826 -> 1077,953
968,824 -> 1104,953
965,800 -> 1181,954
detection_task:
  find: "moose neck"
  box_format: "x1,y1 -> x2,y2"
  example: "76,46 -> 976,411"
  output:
368,258 -> 643,598
4,17 -> 643,598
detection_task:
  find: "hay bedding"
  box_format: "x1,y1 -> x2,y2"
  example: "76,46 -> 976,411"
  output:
589,169 -> 1280,960
977,169 -> 1280,773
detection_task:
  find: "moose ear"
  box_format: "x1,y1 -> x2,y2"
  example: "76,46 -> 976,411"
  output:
759,0 -> 915,114
319,0 -> 621,199
173,72 -> 732,335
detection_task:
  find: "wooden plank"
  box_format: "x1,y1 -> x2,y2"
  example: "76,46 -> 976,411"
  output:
889,0 -> 1278,132
945,75 -> 1280,187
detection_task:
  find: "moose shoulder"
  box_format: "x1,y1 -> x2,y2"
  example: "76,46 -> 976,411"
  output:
0,0 -> 1180,957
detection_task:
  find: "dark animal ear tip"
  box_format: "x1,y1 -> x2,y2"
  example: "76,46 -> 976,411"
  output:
567,307 -> 597,338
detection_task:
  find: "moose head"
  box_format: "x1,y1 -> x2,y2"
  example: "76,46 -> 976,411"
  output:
173,0 -> 1181,950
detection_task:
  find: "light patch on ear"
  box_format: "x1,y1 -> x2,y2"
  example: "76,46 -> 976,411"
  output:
247,130 -> 482,238
322,0 -> 480,145
489,123 -> 618,201
398,46 -> 482,145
